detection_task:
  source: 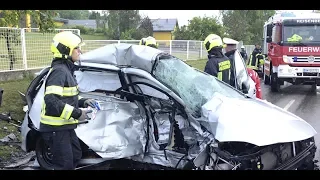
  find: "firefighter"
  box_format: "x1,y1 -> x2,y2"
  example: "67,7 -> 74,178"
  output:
223,38 -> 263,99
246,44 -> 265,71
203,34 -> 231,84
287,34 -> 303,42
40,31 -> 98,170
223,37 -> 239,87
139,36 -> 159,49
240,45 -> 248,61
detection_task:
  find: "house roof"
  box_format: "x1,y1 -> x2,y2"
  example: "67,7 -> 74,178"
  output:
53,17 -> 69,23
67,20 -> 97,29
151,18 -> 178,32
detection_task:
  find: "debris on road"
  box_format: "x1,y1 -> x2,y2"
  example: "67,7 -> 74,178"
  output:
1,151 -> 35,169
0,133 -> 16,143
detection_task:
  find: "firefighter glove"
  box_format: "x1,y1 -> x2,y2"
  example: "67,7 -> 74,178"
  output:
84,99 -> 98,108
78,109 -> 93,121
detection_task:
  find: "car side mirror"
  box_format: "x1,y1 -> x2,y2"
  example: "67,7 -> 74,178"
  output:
242,81 -> 249,94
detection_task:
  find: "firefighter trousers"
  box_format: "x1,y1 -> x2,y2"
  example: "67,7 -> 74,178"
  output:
41,129 -> 82,170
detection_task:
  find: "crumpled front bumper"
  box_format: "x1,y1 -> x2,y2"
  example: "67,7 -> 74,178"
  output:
275,141 -> 316,170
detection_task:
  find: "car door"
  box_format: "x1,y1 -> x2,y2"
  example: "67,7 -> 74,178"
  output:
232,50 -> 256,98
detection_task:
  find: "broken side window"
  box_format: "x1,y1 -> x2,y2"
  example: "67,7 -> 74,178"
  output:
75,70 -> 122,92
129,74 -> 169,100
153,56 -> 245,116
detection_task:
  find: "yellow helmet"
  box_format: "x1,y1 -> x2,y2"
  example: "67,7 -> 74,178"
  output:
139,36 -> 158,49
203,34 -> 224,52
51,31 -> 85,59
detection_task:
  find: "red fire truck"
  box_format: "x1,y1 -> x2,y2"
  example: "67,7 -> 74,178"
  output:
263,11 -> 320,92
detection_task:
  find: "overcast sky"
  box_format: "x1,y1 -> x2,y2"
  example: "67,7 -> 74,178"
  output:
92,10 -> 314,27
139,10 -> 220,26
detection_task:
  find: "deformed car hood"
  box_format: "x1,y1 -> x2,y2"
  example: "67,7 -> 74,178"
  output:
201,93 -> 317,146
79,43 -> 163,73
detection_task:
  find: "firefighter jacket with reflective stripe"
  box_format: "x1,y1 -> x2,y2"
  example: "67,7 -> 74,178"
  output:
247,48 -> 265,70
40,58 -> 87,132
225,49 -> 236,87
204,52 -> 231,85
240,50 -> 248,61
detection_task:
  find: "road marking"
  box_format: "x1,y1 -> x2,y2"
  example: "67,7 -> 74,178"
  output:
284,100 -> 295,111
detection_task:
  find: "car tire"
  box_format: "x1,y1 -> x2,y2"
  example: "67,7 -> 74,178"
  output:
35,137 -> 55,170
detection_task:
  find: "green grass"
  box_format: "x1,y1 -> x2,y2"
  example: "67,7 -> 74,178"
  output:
185,59 -> 207,71
0,77 -> 33,160
81,34 -> 108,40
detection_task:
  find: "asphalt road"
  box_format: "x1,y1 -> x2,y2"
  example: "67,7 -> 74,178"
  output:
261,80 -> 320,165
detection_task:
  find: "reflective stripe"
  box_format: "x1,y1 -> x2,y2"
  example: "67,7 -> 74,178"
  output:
217,72 -> 222,80
45,85 -> 63,96
40,115 -> 78,126
247,53 -> 263,69
218,60 -> 231,71
61,103 -> 74,120
247,65 -> 258,70
45,85 -> 78,96
63,86 -> 79,96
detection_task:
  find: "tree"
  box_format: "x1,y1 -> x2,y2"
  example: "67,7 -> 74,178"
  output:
173,25 -> 190,40
89,11 -> 100,19
106,10 -> 141,40
0,10 -> 57,70
56,10 -> 89,20
173,16 -> 224,41
221,10 -> 276,44
131,16 -> 154,40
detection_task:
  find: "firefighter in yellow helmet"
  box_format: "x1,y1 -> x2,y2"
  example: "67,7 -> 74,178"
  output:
246,44 -> 265,72
203,34 -> 231,84
40,31 -> 98,170
139,36 -> 159,49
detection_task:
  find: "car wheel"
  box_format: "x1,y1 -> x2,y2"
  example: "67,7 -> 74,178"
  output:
35,137 -> 55,170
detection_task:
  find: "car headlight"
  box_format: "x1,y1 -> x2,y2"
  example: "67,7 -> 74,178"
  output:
283,55 -> 290,63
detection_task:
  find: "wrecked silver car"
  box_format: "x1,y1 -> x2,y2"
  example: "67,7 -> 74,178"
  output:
20,43 -> 317,170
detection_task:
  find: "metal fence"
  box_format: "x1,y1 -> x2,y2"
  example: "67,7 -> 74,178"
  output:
0,27 -> 80,72
0,27 -> 255,72
82,40 -> 208,61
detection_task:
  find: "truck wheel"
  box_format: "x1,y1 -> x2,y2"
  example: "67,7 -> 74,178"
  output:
271,72 -> 280,92
35,137 -> 55,170
312,83 -> 317,93
264,73 -> 270,85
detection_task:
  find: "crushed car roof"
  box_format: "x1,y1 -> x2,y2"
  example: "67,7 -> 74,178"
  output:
79,43 -> 164,73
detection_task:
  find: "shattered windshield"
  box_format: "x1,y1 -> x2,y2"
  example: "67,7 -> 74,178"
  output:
284,25 -> 320,43
153,56 -> 245,116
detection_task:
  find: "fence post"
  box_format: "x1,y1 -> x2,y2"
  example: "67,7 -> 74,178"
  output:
20,28 -> 28,70
118,40 -> 120,44
187,41 -> 189,60
169,40 -> 172,55
200,41 -> 203,59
